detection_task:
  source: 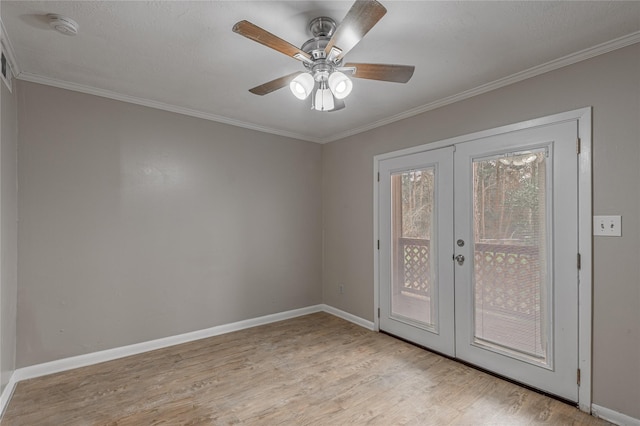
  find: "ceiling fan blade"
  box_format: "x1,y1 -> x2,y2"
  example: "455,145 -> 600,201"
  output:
344,63 -> 415,83
249,71 -> 302,96
233,20 -> 312,62
248,72 -> 303,96
324,0 -> 387,61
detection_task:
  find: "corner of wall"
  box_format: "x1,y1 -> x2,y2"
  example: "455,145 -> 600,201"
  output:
0,59 -> 19,403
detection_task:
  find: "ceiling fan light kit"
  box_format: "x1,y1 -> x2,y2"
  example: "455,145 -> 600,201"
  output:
290,73 -> 315,100
328,71 -> 353,99
313,81 -> 335,112
233,0 -> 415,112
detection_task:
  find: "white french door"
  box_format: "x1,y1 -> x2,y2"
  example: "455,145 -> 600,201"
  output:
379,147 -> 455,356
378,120 -> 580,401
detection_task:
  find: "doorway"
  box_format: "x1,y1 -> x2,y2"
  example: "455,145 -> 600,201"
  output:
374,109 -> 592,408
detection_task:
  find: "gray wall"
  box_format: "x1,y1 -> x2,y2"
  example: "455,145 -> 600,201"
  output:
8,40 -> 640,420
322,44 -> 640,419
17,82 -> 322,367
0,67 -> 18,395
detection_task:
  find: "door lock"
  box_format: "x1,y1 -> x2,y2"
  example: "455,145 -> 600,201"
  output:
454,254 -> 465,265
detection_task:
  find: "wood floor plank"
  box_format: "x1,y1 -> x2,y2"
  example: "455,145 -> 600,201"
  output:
2,313 -> 610,425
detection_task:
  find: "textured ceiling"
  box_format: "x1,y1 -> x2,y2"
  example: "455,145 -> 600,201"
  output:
2,1 -> 639,143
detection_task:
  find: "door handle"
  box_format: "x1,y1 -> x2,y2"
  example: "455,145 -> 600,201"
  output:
454,254 -> 465,265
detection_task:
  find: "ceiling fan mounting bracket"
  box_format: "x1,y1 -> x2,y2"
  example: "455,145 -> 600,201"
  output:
308,17 -> 336,39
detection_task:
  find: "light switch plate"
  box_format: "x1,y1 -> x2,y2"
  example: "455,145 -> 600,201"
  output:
593,215 -> 621,236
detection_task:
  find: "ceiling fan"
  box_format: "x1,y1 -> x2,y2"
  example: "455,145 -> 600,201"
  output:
232,0 -> 415,112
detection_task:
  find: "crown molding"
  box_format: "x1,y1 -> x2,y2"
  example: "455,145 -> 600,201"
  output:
16,72 -> 323,144
10,30 -> 640,145
322,31 -> 640,144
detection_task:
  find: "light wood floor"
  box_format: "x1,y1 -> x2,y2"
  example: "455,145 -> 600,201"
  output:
2,313 -> 609,425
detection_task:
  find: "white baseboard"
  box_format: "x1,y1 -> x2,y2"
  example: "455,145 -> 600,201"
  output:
0,373 -> 19,419
13,305 -> 326,383
0,304 -> 372,417
592,404 -> 640,426
321,304 -> 375,330
8,306 -> 639,426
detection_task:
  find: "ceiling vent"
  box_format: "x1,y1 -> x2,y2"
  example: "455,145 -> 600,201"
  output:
48,14 -> 78,36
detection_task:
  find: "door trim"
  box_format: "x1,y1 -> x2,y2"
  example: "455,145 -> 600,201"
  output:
373,107 -> 592,412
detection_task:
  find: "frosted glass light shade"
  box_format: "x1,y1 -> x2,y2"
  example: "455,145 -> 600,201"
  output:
328,71 -> 353,99
289,73 -> 314,100
314,87 -> 335,111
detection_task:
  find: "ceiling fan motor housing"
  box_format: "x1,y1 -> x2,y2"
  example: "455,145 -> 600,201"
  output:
301,17 -> 344,80
301,38 -> 330,61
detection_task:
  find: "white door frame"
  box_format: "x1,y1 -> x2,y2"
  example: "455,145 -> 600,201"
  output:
373,107 -> 592,412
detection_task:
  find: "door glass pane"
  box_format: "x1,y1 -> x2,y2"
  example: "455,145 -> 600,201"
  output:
391,168 -> 437,329
472,150 -> 549,364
